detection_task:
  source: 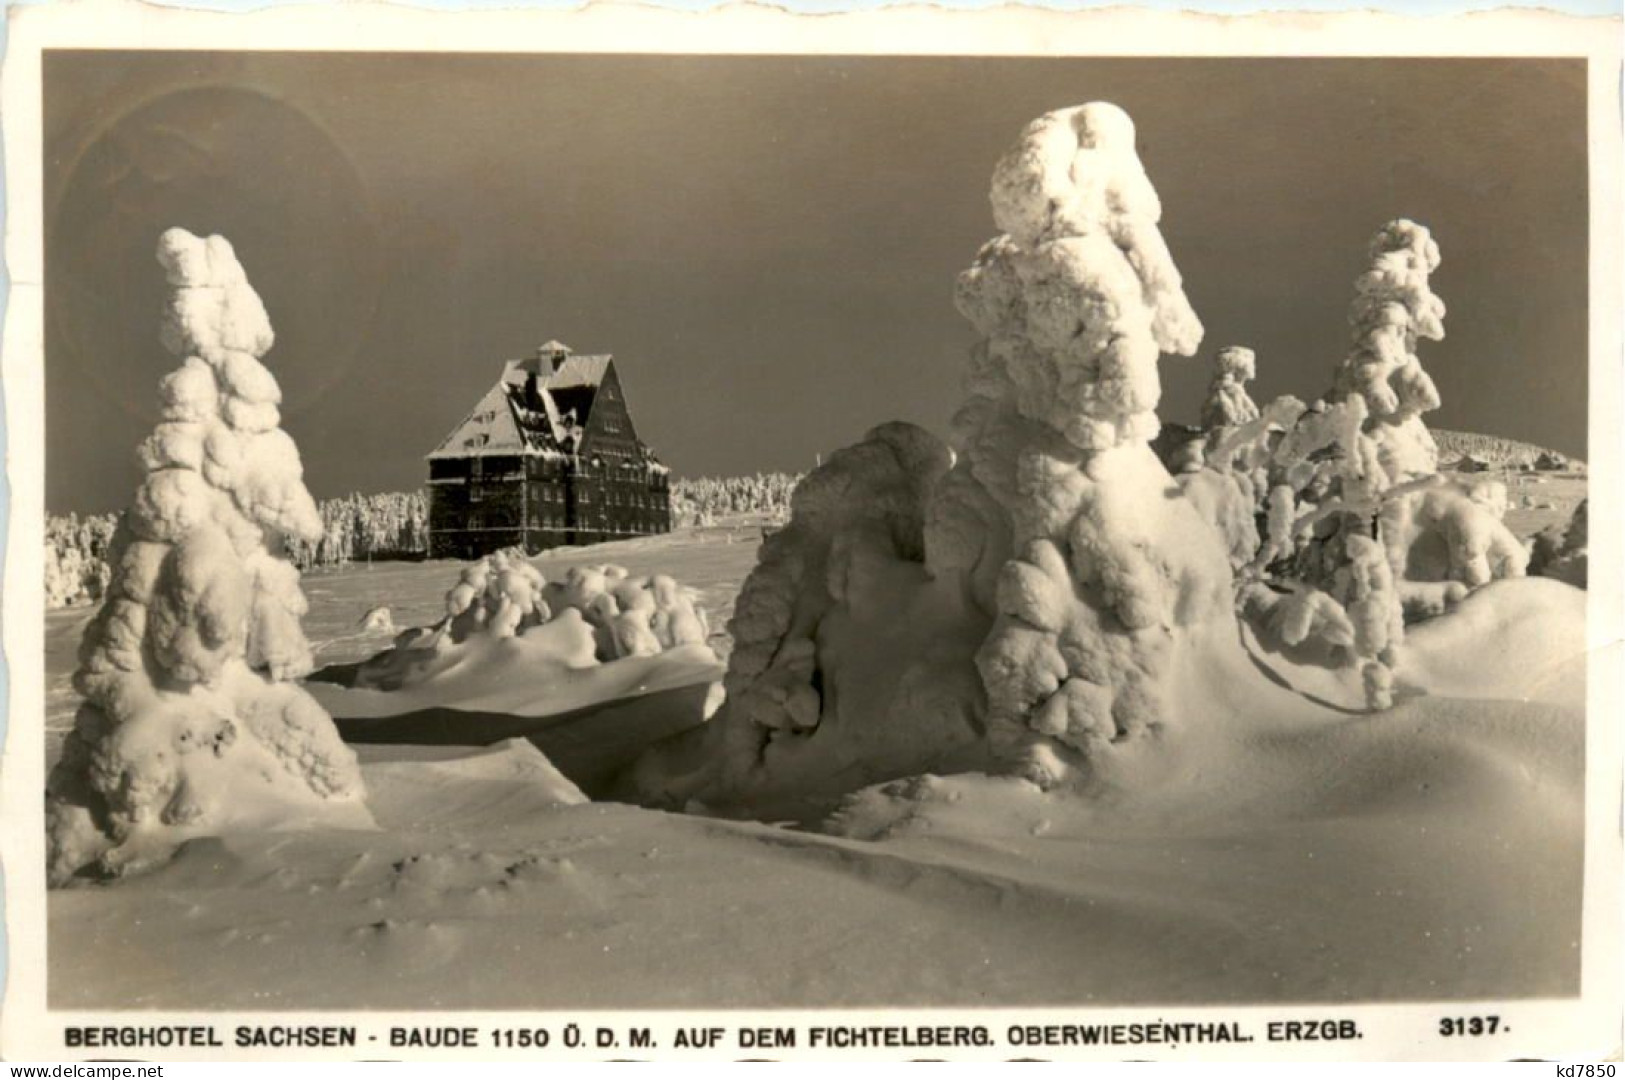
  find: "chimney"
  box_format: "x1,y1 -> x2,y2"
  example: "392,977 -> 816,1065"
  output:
536,339 -> 572,374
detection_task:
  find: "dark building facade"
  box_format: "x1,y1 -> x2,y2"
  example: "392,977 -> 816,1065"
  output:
426,341 -> 673,560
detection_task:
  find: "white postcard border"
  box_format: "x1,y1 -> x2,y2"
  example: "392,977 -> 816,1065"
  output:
2,0 -> 1620,1061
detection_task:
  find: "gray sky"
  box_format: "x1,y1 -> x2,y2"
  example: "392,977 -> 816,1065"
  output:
43,52 -> 1588,514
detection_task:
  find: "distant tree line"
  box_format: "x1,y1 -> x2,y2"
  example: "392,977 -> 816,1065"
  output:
282,490 -> 431,569
671,472 -> 800,526
45,512 -> 118,609
45,473 -> 805,609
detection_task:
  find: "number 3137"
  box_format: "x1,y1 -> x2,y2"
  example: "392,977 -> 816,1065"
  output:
1440,1016 -> 1501,1037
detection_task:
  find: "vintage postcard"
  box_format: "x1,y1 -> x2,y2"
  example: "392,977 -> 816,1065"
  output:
1,0 -> 1620,1062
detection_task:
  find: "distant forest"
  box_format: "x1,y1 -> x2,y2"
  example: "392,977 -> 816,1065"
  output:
45,473 -> 803,608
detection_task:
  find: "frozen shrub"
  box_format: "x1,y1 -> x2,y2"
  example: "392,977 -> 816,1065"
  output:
46,229 -> 371,886
348,548 -> 712,692
1529,499 -> 1588,588
1240,581 -> 1356,655
1204,222 -> 1530,706
1380,478 -> 1529,593
44,513 -> 118,608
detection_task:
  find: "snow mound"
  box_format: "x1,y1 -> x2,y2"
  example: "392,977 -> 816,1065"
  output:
306,551 -> 723,795
1396,576 -> 1586,707
47,228 -> 370,886
623,422 -> 993,817
317,548 -> 717,704
359,740 -> 587,830
359,605 -> 394,633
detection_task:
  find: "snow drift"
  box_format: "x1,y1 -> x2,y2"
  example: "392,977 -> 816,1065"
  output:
46,229 -> 371,886
304,551 -> 723,795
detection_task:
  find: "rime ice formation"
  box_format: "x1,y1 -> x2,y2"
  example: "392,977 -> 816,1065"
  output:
46,229 -> 371,886
624,421 -> 992,811
725,423 -> 953,731
1174,351 -> 1288,574
347,549 -> 714,695
1200,346 -> 1261,432
1181,223 -> 1533,707
941,104 -> 1235,785
958,103 -> 1203,452
636,110 -> 1573,815
634,103 -> 1234,806
1330,220 -> 1447,485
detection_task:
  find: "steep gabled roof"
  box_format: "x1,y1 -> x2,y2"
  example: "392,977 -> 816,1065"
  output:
547,354 -> 611,390
427,344 -> 614,460
426,380 -> 529,458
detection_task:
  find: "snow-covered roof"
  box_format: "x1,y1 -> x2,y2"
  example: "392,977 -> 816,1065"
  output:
427,342 -> 618,461
547,354 -> 612,390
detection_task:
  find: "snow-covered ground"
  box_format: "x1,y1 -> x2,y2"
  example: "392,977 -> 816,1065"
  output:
43,515 -> 1585,1008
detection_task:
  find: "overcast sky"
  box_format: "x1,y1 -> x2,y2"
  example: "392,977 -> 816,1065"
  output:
43,52 -> 1587,514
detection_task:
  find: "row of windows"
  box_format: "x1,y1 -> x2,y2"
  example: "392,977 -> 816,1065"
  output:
469,457 -> 522,479
455,512 -> 668,532
588,488 -> 665,509
433,456 -> 668,485
526,485 -> 666,509
463,482 -> 667,505
523,517 -> 668,532
463,512 -> 520,531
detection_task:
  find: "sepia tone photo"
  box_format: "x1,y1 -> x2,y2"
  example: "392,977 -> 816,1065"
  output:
3,5 -> 1621,1060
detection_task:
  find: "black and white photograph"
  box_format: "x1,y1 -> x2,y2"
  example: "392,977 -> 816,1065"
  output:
1,2 -> 1620,1062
